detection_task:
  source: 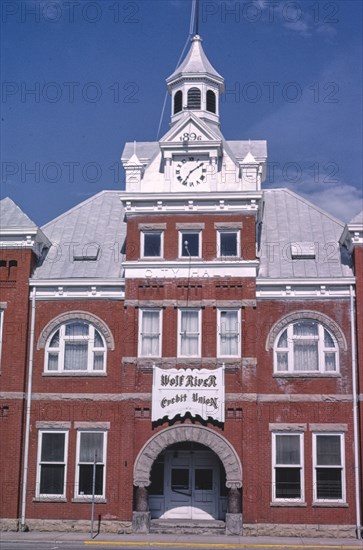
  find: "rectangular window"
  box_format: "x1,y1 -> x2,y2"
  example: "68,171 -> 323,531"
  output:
141,231 -> 163,258
218,231 -> 239,257
36,431 -> 68,498
313,433 -> 345,502
178,309 -> 201,357
75,431 -> 106,498
217,309 -> 240,357
179,231 -> 201,258
139,309 -> 162,357
272,433 -> 303,501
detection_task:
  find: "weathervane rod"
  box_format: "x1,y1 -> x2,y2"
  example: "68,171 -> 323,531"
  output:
195,0 -> 199,35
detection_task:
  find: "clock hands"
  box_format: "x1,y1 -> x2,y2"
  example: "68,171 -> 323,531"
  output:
182,163 -> 204,186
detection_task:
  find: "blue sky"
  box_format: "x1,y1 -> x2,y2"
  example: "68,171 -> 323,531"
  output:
1,0 -> 362,225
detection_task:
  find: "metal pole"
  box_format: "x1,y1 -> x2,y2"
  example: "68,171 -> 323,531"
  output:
90,451 -> 97,539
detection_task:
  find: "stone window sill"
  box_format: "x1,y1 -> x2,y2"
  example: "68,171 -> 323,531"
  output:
270,501 -> 307,507
42,372 -> 107,377
313,502 -> 348,507
273,373 -> 340,378
33,497 -> 67,503
71,498 -> 107,504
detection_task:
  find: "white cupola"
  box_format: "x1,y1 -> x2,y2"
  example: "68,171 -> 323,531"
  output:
166,35 -> 224,127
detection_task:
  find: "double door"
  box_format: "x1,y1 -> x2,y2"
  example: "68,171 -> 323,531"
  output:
163,450 -> 219,520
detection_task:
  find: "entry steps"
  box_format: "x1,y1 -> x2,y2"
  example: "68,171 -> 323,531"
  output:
150,518 -> 226,535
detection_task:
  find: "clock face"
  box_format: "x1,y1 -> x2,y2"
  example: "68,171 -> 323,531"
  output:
174,156 -> 208,188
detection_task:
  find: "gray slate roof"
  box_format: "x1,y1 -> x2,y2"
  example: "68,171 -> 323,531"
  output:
349,210 -> 363,225
0,197 -> 38,231
33,191 -> 125,280
258,189 -> 353,279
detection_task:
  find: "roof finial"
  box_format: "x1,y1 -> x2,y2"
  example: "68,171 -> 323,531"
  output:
195,0 -> 199,36
133,140 -> 136,155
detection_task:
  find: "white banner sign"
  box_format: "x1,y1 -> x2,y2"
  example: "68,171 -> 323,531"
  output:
152,366 -> 225,423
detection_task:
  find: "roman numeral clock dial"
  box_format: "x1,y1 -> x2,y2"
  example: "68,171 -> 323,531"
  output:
174,156 -> 208,188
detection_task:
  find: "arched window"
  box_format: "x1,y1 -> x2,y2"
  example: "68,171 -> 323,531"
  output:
206,90 -> 216,113
274,319 -> 338,374
174,90 -> 183,114
45,321 -> 106,373
187,87 -> 201,109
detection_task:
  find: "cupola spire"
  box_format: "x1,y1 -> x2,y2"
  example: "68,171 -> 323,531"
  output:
166,33 -> 224,127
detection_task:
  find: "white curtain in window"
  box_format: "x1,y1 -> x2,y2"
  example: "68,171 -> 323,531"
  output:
64,342 -> 88,370
180,311 -> 199,356
220,311 -> 238,355
80,432 -> 104,462
293,322 -> 318,371
141,311 -> 160,356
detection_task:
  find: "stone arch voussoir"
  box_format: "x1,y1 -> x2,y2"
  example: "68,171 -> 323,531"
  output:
134,425 -> 242,489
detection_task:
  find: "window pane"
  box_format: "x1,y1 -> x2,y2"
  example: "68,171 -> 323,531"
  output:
181,311 -> 198,332
195,469 -> 213,490
79,464 -> 104,495
65,322 -> 89,338
316,468 -> 342,499
324,329 -> 335,347
47,352 -> 59,371
277,329 -> 288,348
171,468 -> 189,490
49,330 -> 60,348
324,352 -> 336,371
276,352 -> 288,371
94,330 -> 103,347
181,233 -> 199,257
80,432 -> 104,462
93,351 -> 104,370
40,465 -> 64,495
293,320 -> 318,337
276,435 -> 300,465
64,342 -> 88,370
220,311 -> 238,355
220,233 -> 237,256
41,433 -> 65,462
141,311 -> 160,356
276,468 -> 301,499
316,435 -> 341,465
144,233 -> 161,257
294,341 -> 318,371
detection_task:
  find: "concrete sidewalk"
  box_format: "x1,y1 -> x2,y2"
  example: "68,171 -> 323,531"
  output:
1,530 -> 363,548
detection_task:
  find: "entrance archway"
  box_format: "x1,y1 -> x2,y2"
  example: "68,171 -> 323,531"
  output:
133,425 -> 242,533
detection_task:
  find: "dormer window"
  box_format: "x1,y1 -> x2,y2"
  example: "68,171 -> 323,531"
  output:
206,90 -> 216,113
174,91 -> 183,114
187,88 -> 201,110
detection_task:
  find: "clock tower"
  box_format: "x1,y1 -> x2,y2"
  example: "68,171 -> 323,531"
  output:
121,34 -> 267,194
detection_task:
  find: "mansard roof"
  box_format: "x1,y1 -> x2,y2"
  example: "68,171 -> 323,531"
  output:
33,191 -> 126,280
258,188 -> 353,280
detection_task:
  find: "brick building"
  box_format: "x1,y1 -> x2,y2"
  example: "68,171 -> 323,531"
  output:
0,34 -> 362,538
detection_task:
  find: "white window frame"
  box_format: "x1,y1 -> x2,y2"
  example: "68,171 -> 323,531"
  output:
272,432 -> 304,503
177,308 -> 202,358
313,432 -> 346,503
217,309 -> 241,358
36,430 -> 68,499
274,320 -> 339,374
44,322 -> 107,374
75,430 -> 107,500
178,230 -> 202,259
141,230 -> 164,259
138,308 -> 162,358
217,230 -> 240,258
